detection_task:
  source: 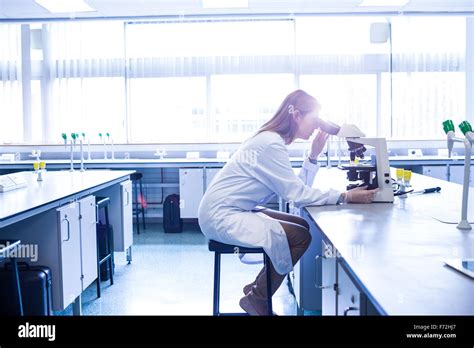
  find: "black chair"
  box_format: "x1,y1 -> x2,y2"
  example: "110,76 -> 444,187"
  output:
95,197 -> 114,298
130,172 -> 146,234
208,240 -> 272,316
0,239 -> 23,315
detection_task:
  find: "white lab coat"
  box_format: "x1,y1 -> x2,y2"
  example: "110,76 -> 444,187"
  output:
198,131 -> 341,275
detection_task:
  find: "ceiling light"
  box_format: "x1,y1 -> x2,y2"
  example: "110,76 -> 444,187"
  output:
202,0 -> 249,9
359,0 -> 409,6
35,0 -> 96,13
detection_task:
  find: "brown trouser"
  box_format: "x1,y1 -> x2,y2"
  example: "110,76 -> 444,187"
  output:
249,209 -> 312,300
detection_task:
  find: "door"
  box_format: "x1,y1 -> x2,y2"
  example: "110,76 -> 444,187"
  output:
179,169 -> 204,218
79,195 -> 98,291
121,180 -> 133,250
321,240 -> 337,315
337,262 -> 361,316
57,202 -> 82,310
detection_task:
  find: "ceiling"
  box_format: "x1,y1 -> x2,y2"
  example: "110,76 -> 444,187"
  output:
0,0 -> 473,21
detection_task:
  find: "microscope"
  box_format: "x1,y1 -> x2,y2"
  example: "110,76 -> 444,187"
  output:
318,121 -> 394,203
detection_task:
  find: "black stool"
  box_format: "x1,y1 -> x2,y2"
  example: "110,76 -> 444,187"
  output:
0,239 -> 23,315
130,172 -> 146,234
208,240 -> 272,316
95,197 -> 114,298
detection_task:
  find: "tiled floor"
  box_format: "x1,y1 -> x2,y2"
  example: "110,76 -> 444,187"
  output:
58,223 -> 297,316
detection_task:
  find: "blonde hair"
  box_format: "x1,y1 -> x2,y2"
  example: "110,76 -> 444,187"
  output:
256,90 -> 320,144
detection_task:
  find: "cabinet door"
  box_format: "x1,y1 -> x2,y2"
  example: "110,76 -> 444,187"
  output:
79,195 -> 98,291
205,168 -> 221,190
121,180 -> 133,250
179,169 -> 204,218
57,202 -> 82,309
321,241 -> 337,315
422,166 -> 447,181
337,262 -> 360,316
449,165 -> 474,187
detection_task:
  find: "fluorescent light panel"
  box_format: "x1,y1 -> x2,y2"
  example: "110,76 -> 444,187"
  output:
35,0 -> 96,13
359,0 -> 409,6
202,0 -> 249,9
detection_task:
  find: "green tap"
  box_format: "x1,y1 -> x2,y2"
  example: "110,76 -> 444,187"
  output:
458,121 -> 472,135
442,120 -> 455,134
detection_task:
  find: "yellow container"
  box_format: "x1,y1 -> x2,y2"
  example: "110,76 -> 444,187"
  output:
33,161 -> 40,171
40,161 -> 46,170
403,169 -> 412,186
396,168 -> 404,182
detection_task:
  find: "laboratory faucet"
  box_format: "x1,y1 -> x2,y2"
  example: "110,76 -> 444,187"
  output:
79,133 -> 85,172
325,139 -> 331,168
107,133 -> 115,160
442,120 -> 472,230
62,133 -> 76,172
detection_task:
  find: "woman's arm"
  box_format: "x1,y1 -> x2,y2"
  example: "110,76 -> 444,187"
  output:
253,141 -> 341,207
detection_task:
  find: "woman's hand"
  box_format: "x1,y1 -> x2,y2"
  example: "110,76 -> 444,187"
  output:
309,130 -> 329,160
342,186 -> 379,203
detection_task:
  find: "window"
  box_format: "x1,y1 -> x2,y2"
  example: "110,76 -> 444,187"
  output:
128,77 -> 206,143
300,74 -> 377,137
125,19 -> 294,143
0,24 -> 23,144
47,22 -> 126,143
211,74 -> 294,142
388,17 -> 466,139
0,16 -> 470,144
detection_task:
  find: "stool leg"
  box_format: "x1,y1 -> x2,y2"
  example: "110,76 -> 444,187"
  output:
134,180 -> 140,234
96,230 -> 101,298
10,258 -> 24,316
139,179 -> 146,230
107,224 -> 114,286
213,252 -> 221,316
264,254 -> 273,316
104,205 -> 115,274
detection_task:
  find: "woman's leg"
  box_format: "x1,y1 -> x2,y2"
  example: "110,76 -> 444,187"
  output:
258,208 -> 310,230
240,220 -> 312,315
243,208 -> 310,294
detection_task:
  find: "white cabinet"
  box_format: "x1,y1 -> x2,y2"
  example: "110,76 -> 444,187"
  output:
179,169 -> 204,218
78,195 -> 98,291
1,196 -> 98,311
422,166 -> 447,181
205,168 -> 221,189
449,165 -> 474,187
336,262 -> 361,316
422,165 -> 474,187
99,180 -> 133,251
57,202 -> 82,309
321,241 -> 337,315
178,168 -> 221,219
119,180 -> 133,251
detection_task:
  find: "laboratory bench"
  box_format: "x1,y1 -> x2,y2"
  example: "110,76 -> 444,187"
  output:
294,168 -> 473,315
0,170 -> 134,315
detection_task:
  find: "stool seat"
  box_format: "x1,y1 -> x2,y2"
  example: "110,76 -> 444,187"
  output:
208,240 -> 264,254
130,172 -> 143,181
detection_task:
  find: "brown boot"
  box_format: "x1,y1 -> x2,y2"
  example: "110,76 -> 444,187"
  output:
243,282 -> 254,296
239,292 -> 275,316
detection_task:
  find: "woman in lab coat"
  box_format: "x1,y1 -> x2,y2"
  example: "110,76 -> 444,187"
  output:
198,90 -> 377,315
